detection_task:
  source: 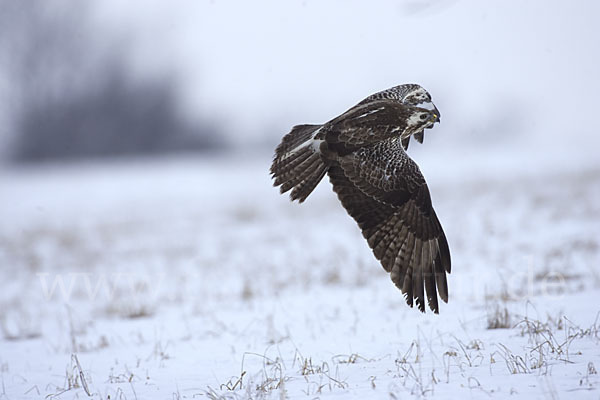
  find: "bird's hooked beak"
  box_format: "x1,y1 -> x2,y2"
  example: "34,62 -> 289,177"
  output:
431,105 -> 441,124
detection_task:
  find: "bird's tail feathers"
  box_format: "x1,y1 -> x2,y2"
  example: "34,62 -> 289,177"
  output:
270,124 -> 327,203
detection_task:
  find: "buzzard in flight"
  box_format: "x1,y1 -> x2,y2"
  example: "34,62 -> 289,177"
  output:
270,84 -> 451,313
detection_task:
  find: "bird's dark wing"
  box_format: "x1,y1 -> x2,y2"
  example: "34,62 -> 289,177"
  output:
322,100 -> 422,150
327,138 -> 451,313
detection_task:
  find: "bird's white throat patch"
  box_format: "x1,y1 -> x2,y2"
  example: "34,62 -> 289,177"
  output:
407,112 -> 426,127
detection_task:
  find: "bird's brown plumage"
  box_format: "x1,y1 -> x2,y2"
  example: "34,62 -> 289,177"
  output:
270,84 -> 450,313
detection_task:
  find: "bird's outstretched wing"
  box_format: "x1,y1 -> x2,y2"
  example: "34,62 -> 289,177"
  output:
327,138 -> 451,313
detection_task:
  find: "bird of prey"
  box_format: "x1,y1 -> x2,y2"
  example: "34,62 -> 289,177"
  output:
270,84 -> 451,313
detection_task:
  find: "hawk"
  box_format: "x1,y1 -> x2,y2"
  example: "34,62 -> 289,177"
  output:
270,84 -> 451,313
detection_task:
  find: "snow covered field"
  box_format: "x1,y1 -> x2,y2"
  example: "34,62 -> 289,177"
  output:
1,144 -> 599,399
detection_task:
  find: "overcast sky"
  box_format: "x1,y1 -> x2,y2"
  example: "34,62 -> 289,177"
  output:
88,0 -> 599,148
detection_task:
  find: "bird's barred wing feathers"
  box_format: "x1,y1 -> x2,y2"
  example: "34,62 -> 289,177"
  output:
327,138 -> 451,313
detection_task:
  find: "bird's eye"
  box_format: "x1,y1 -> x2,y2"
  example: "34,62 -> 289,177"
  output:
420,114 -> 427,120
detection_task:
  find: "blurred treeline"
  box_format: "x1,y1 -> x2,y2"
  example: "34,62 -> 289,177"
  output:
0,1 -> 224,163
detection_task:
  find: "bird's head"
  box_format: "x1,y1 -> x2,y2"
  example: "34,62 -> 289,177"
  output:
400,107 -> 439,142
393,84 -> 441,146
360,84 -> 441,147
363,84 -> 441,126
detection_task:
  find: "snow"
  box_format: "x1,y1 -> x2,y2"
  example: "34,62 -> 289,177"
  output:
1,142 -> 599,399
